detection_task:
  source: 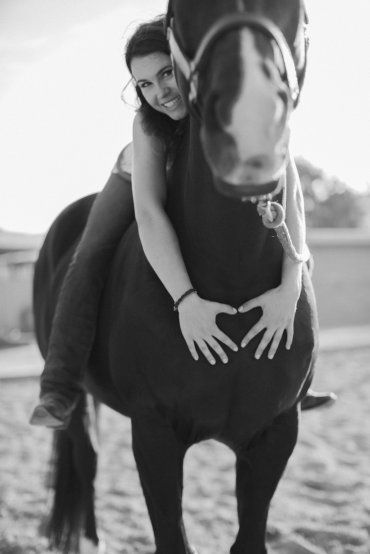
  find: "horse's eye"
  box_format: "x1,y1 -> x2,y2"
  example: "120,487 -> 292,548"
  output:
277,89 -> 288,106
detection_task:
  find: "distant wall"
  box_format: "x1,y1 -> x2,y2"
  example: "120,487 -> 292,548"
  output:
0,231 -> 369,337
307,229 -> 370,329
0,233 -> 43,338
0,251 -> 37,337
0,231 -> 43,254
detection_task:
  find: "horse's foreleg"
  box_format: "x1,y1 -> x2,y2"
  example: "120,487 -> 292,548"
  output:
231,406 -> 299,554
131,411 -> 191,554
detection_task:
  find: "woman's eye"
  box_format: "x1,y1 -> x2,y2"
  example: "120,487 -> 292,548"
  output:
140,82 -> 151,89
163,68 -> 173,78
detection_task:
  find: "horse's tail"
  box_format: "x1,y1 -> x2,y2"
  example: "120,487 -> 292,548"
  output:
45,395 -> 100,554
46,430 -> 84,553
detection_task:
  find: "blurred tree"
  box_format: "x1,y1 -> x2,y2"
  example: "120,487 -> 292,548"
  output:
295,157 -> 366,228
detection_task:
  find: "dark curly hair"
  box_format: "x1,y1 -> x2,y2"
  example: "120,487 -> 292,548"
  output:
125,15 -> 186,151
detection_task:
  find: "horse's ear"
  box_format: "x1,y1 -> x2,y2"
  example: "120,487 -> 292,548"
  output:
165,0 -> 174,33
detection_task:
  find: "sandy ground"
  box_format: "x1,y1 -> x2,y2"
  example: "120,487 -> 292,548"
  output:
0,348 -> 370,554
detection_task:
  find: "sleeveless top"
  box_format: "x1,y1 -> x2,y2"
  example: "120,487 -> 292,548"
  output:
111,143 -> 133,181
111,141 -> 176,182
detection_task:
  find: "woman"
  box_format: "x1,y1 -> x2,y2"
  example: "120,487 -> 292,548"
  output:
30,16 -> 333,429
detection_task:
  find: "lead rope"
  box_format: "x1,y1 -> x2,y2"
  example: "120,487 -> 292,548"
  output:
255,184 -> 310,263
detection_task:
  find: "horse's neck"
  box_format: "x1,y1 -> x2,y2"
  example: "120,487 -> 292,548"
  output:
168,119 -> 283,300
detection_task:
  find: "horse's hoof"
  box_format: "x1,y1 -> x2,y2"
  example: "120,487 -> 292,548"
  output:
80,536 -> 106,554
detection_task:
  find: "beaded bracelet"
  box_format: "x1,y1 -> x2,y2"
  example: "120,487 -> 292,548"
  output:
173,288 -> 197,311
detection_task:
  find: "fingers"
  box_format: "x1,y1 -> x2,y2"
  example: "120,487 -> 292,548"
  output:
286,322 -> 294,350
199,336 -> 234,365
189,334 -> 237,365
267,329 -> 284,360
238,297 -> 260,313
241,322 -> 264,348
214,330 -> 238,353
215,304 -> 238,316
206,337 -> 230,364
198,340 -> 216,365
254,330 -> 274,360
185,339 -> 199,361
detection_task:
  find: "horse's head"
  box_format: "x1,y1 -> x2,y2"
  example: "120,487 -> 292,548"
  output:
167,0 -> 308,201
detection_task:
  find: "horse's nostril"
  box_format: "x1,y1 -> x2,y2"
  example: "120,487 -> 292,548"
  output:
278,88 -> 289,107
278,89 -> 287,101
245,155 -> 271,171
213,96 -> 227,128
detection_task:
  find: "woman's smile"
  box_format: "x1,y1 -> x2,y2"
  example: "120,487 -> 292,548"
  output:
161,95 -> 182,111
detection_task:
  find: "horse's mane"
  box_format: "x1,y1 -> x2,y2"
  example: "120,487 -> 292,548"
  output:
165,0 -> 173,31
295,5 -> 309,105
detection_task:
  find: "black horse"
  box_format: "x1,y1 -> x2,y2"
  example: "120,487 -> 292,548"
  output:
34,1 -> 317,552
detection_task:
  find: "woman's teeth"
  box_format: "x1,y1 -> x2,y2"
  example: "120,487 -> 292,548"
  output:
162,96 -> 180,109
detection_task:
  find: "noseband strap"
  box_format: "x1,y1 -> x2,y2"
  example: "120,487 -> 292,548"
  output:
168,13 -> 300,110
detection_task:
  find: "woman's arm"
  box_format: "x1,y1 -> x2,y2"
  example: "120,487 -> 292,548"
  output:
132,113 -> 237,364
132,113 -> 193,302
238,151 -> 305,359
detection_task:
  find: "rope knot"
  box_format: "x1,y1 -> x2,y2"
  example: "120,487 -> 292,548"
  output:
256,194 -> 310,264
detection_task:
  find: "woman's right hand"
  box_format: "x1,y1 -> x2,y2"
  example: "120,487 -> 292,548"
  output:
178,293 -> 238,364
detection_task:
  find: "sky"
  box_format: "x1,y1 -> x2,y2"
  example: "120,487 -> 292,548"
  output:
0,0 -> 369,233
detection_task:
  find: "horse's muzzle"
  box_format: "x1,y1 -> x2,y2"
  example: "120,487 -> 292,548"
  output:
214,177 -> 281,201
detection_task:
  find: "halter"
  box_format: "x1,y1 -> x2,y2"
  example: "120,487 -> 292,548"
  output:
167,12 -> 300,117
167,6 -> 309,262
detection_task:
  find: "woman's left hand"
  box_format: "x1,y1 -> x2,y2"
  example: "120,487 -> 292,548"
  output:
238,284 -> 301,359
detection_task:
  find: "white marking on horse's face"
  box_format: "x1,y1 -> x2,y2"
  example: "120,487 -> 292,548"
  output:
235,0 -> 245,12
224,30 -> 290,185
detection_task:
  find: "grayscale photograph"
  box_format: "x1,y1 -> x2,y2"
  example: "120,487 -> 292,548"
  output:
0,1 -> 369,553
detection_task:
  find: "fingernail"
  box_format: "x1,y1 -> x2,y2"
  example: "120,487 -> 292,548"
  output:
233,346 -> 238,352
211,360 -> 216,365
268,354 -> 273,360
238,307 -> 244,313
222,359 -> 228,364
241,343 -> 246,348
255,354 -> 260,359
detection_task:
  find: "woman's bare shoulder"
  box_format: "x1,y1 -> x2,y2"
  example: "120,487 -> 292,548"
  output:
133,110 -> 145,132
133,112 -> 165,156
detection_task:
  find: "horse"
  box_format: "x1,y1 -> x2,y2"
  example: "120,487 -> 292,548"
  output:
33,1 -> 316,552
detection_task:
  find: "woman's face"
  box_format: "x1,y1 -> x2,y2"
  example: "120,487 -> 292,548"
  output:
131,52 -> 187,120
